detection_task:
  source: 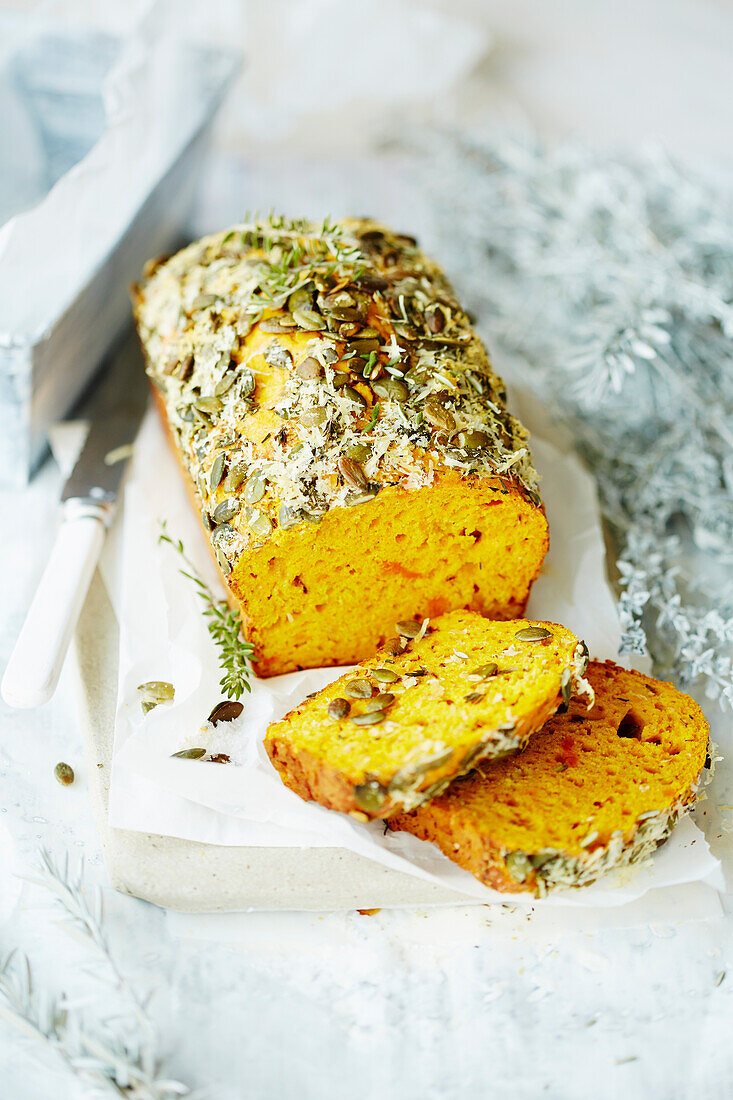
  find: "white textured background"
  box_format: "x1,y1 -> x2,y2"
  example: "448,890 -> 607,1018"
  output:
1,1 -> 733,1097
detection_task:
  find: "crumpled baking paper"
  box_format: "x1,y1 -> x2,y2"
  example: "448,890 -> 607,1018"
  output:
107,394 -> 720,908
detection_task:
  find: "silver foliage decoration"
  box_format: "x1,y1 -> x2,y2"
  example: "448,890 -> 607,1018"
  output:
0,850 -> 190,1098
420,134 -> 733,707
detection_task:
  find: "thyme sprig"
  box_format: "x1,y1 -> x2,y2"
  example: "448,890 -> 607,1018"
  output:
240,212 -> 365,310
159,523 -> 255,699
0,850 -> 190,1099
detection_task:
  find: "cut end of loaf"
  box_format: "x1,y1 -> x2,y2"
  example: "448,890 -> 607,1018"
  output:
232,473 -> 548,678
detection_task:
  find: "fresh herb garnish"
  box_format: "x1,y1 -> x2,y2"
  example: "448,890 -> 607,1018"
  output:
361,401 -> 380,432
239,212 -> 365,316
159,523 -> 255,699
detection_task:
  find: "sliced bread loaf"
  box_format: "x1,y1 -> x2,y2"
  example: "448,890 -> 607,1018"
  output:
388,660 -> 710,894
264,610 -> 591,819
134,218 -> 549,677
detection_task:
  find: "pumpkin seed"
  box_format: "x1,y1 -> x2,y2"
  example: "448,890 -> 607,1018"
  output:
301,407 -> 327,428
192,293 -> 216,311
208,700 -> 244,725
174,354 -> 194,381
260,315 -> 297,333
458,430 -> 491,452
357,272 -> 389,291
423,395 -> 455,432
224,461 -> 248,492
171,747 -> 207,760
332,372 -> 350,389
561,667 -> 572,704
137,681 -> 175,702
195,396 -> 223,415
363,693 -> 395,713
354,779 -> 387,813
353,341 -> 383,359
212,522 -> 236,545
345,442 -> 371,463
383,638 -> 404,655
351,711 -> 386,726
328,698 -> 351,720
215,373 -> 236,397
396,619 -> 422,639
345,491 -> 377,507
345,679 -> 373,699
425,304 -> 445,333
54,762 -> 74,786
213,497 -> 240,524
338,456 -> 369,490
247,510 -> 273,538
296,356 -> 323,380
293,308 -> 326,331
372,378 -> 408,402
240,368 -> 256,396
372,668 -> 399,684
302,508 -> 326,525
343,385 -> 367,407
278,504 -> 301,529
243,472 -> 267,504
339,322 -> 361,339
322,290 -> 355,309
465,691 -> 484,703
459,743 -> 484,769
210,452 -> 226,491
330,306 -> 363,323
505,851 -> 532,882
288,285 -> 313,313
388,748 -> 454,792
530,850 -> 559,870
470,662 -> 498,680
215,547 -> 232,575
515,626 -> 552,642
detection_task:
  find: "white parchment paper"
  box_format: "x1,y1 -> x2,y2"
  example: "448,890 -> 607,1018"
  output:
107,401 -> 720,907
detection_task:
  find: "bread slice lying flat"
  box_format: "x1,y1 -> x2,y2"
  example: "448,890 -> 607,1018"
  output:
264,610 -> 592,819
388,660 -> 710,894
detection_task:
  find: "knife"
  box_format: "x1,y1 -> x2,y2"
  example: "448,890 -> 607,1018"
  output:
2,334 -> 149,709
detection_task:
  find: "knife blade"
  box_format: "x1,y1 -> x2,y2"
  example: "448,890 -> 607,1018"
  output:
2,333 -> 149,709
62,332 -> 151,507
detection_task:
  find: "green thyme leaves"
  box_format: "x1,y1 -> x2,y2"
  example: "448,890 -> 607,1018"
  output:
159,523 -> 255,700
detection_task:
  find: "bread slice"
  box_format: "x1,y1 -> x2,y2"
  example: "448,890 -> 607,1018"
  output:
388,660 -> 710,894
133,217 -> 548,677
264,611 -> 591,819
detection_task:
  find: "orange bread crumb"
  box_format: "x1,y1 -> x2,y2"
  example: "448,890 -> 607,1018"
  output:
388,661 -> 710,895
264,611 -> 590,819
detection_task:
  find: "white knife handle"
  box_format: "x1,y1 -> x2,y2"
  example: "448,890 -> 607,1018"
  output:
2,508 -> 106,709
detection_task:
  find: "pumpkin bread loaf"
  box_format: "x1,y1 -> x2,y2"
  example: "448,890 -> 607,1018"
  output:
388,661 -> 710,895
133,217 -> 549,677
264,611 -> 591,819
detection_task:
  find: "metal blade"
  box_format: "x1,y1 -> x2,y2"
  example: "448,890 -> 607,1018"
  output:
61,331 -> 150,505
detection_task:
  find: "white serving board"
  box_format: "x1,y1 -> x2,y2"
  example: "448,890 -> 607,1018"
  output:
73,569 -> 470,911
